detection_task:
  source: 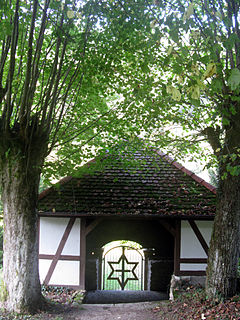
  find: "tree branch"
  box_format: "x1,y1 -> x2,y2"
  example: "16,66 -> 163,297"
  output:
3,0 -> 20,130
0,37 -> 11,104
201,126 -> 222,156
19,0 -> 38,129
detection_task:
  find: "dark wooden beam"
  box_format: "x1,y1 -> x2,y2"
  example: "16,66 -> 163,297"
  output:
180,258 -> 207,264
179,270 -> 206,276
144,257 -> 149,290
44,217 -> 76,285
174,220 -> 181,276
158,220 -> 176,237
39,254 -> 81,261
188,220 -> 209,256
85,218 -> 103,236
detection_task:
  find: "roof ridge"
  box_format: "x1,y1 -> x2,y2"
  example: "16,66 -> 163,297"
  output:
38,176 -> 73,200
156,151 -> 216,195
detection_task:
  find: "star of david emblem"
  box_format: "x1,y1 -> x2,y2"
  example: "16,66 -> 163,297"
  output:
107,249 -> 139,290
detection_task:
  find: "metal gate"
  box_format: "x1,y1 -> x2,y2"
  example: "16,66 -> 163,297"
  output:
102,245 -> 144,290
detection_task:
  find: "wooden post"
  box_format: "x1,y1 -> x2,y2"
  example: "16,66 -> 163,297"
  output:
144,251 -> 149,290
174,220 -> 181,276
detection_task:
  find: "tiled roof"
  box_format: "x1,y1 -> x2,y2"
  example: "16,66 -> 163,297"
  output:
38,149 -> 216,218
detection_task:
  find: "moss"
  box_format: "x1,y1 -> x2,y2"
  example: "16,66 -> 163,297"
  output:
0,280 -> 8,302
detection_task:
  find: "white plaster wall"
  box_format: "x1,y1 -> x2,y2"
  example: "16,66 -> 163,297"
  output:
180,220 -> 213,271
195,220 -> 213,246
39,217 -> 81,286
39,217 -> 80,255
50,261 -> 80,286
38,259 -> 80,286
180,263 -> 207,271
39,259 -> 52,283
62,219 -> 80,255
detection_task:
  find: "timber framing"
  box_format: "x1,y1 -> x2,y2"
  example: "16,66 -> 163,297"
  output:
188,220 -> 209,255
43,217 -> 76,285
39,216 -> 97,289
174,220 -> 181,275
173,219 -> 210,276
39,217 -> 87,289
38,216 -> 212,289
158,220 -> 176,237
38,145 -> 216,288
85,218 -> 103,236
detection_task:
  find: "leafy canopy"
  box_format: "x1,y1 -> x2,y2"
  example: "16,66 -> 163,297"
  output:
133,0 -> 240,175
0,0 -> 163,183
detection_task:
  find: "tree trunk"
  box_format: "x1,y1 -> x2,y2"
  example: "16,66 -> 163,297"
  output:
206,168 -> 240,298
0,144 -> 46,313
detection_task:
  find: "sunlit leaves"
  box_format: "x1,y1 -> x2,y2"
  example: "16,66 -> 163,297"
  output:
228,68 -> 240,91
66,10 -> 75,19
188,85 -> 200,100
183,3 -> 194,23
166,85 -> 181,101
167,45 -> 173,56
203,63 -> 217,80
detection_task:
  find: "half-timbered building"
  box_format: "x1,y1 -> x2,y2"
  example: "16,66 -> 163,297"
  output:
38,146 -> 216,293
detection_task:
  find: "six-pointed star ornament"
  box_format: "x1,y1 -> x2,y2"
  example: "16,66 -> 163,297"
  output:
107,252 -> 139,290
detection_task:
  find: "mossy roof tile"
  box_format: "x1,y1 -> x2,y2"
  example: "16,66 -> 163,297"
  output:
38,148 -> 216,218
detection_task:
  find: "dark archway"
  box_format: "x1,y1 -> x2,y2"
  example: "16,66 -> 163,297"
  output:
85,218 -> 174,292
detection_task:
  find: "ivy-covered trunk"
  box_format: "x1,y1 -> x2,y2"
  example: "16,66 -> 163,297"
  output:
0,137 -> 47,313
206,168 -> 240,298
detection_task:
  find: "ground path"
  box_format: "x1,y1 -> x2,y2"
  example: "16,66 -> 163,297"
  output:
53,301 -> 164,320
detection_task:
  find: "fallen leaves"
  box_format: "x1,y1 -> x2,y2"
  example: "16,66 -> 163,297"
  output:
153,287 -> 240,320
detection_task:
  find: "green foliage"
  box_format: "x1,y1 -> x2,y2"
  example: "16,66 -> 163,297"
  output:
228,68 -> 240,91
0,0 -> 239,307
130,0 -> 240,180
38,177 -> 50,193
0,0 -> 161,171
72,291 -> 85,305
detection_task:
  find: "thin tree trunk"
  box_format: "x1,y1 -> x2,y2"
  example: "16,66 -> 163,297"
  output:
206,168 -> 240,298
0,144 -> 46,313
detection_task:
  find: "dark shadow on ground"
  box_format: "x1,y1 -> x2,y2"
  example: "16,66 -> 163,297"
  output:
83,290 -> 168,304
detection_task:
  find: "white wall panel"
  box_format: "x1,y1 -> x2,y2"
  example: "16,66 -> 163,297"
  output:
180,220 -> 213,259
39,217 -> 70,255
39,217 -> 81,256
49,261 -> 80,286
39,217 -> 82,286
62,218 -> 81,255
180,263 -> 207,271
39,259 -> 52,283
195,220 -> 213,246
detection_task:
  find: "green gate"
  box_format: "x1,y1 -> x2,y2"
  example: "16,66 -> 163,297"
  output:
102,245 -> 144,290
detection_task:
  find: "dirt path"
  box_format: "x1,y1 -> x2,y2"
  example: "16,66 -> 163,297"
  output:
50,301 -> 164,320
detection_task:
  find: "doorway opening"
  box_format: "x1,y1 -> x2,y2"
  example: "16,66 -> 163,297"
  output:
101,240 -> 144,291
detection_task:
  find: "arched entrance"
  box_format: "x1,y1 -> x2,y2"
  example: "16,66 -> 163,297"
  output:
102,240 -> 144,291
85,218 -> 174,292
